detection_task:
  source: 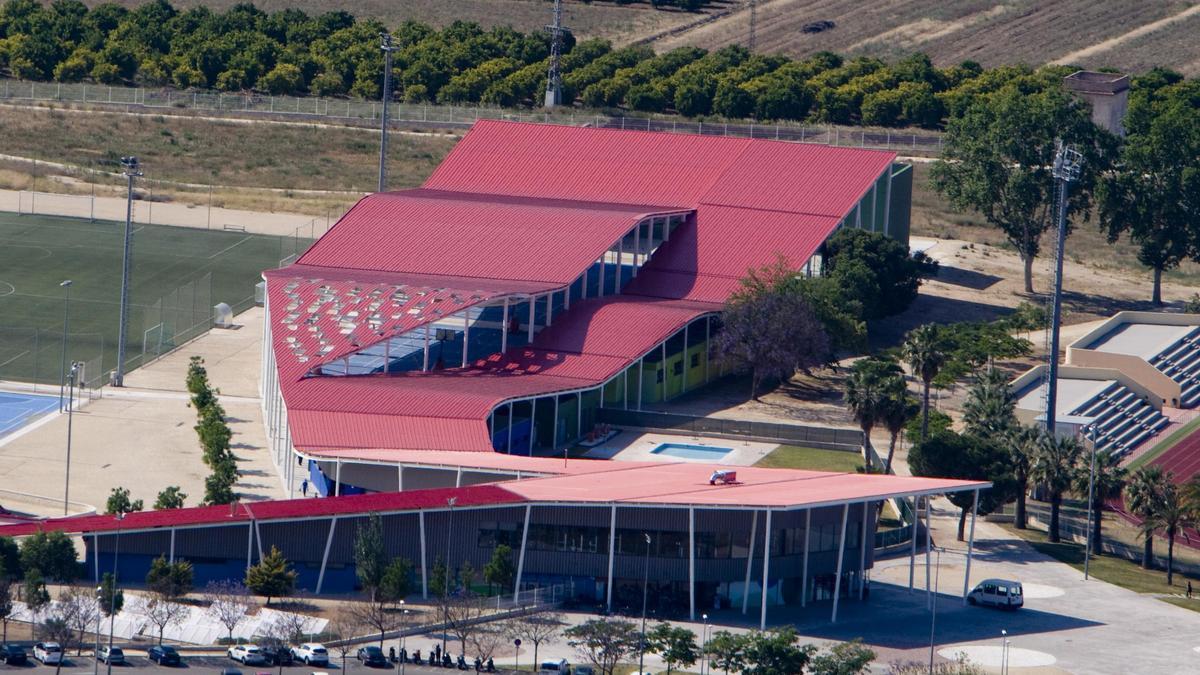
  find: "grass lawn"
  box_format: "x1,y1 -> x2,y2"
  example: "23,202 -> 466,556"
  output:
755,444 -> 863,473
0,211 -> 298,385
1000,522 -> 1200,606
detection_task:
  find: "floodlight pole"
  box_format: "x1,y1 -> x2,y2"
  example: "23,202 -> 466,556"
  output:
378,32 -> 395,193
59,279 -> 72,411
1043,140 -> 1083,435
1084,426 -> 1097,580
543,0 -> 564,107
927,546 -> 942,673
114,157 -> 142,387
64,361 -> 79,515
442,496 -> 456,656
638,532 -> 651,675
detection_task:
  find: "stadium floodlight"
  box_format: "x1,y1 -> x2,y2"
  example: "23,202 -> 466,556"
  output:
59,279 -> 72,411
64,360 -> 81,515
113,156 -> 142,387
378,32 -> 395,193
1043,140 -> 1083,434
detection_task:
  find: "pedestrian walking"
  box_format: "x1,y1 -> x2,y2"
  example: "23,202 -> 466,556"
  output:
301,478 -> 309,497
1188,581 -> 1193,599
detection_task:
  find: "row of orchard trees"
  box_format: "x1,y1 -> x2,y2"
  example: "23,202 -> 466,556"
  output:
0,0 -> 1154,128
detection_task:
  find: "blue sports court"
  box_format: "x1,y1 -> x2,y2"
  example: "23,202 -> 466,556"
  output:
0,391 -> 59,437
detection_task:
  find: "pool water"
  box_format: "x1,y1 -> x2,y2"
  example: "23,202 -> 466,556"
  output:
651,442 -> 732,460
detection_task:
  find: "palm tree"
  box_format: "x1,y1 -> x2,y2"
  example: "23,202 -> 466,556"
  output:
1008,425 -> 1041,530
1126,465 -> 1168,570
880,388 -> 919,475
962,367 -> 1016,437
1031,434 -> 1082,543
1071,449 -> 1127,556
844,357 -> 905,472
1151,477 -> 1192,586
902,324 -> 947,442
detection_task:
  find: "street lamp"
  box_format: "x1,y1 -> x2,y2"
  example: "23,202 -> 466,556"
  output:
113,156 -> 142,387
1083,425 -> 1098,580
1000,629 -> 1010,675
93,585 -> 103,675
58,279 -> 72,411
107,510 -> 126,675
927,546 -> 942,674
397,600 -> 409,675
700,613 -> 710,675
442,496 -> 457,655
63,360 -> 81,515
637,532 -> 651,675
378,32 -> 395,193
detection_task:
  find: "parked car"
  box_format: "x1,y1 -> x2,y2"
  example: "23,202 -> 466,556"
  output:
34,642 -> 63,664
292,643 -> 329,665
540,659 -> 570,673
573,667 -> 595,675
356,646 -> 387,667
260,645 -> 294,666
97,646 -> 125,665
148,644 -> 182,666
218,669 -> 244,675
968,578 -> 1024,609
1,644 -> 27,665
228,645 -> 268,665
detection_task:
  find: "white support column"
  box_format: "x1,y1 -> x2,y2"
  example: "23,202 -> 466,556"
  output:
577,392 -> 583,437
742,510 -> 758,615
455,467 -> 463,488
883,169 -> 893,236
855,201 -> 862,228
616,237 -> 623,291
637,358 -> 644,411
529,398 -> 537,454
398,466 -> 404,492
334,460 -> 342,497
598,256 -> 606,297
661,342 -> 667,402
423,325 -> 430,371
909,495 -> 917,592
461,312 -> 470,367
528,297 -> 535,344
93,534 -> 100,582
759,509 -> 772,630
801,509 -> 811,607
507,402 -> 515,454
633,223 -> 641,276
169,529 -> 176,564
553,395 -> 560,449
869,184 -> 877,231
546,294 -> 554,327
501,298 -> 509,353
606,505 -> 617,611
688,507 -> 696,621
925,495 -> 932,608
513,504 -> 532,604
683,323 -> 690,391
383,336 -> 390,372
962,488 -> 979,605
663,215 -> 672,242
420,511 -> 428,599
245,522 -> 254,571
255,519 -> 265,561
704,317 -> 711,383
832,503 -> 849,623
859,503 -> 868,599
315,517 -> 338,594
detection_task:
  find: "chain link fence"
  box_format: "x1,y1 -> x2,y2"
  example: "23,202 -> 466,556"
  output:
0,79 -> 944,155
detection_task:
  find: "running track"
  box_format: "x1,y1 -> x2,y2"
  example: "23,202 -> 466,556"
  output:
1151,424 -> 1200,484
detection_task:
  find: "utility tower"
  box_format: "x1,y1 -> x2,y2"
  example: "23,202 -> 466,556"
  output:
1043,140 -> 1084,435
748,0 -> 757,51
544,0 -> 566,107
378,31 -> 395,193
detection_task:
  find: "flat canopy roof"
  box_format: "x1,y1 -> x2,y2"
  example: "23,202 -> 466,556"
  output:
1085,322 -> 1195,360
0,463 -> 987,538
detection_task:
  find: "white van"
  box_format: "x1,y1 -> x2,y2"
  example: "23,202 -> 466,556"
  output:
968,579 -> 1024,609
539,659 -> 569,673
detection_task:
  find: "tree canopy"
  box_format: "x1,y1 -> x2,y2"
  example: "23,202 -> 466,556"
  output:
245,546 -> 297,604
909,429 -> 1017,540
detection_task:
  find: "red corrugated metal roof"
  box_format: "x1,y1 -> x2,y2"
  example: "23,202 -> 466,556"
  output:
265,120 -> 898,457
425,121 -> 749,206
0,484 -> 527,537
0,466 -> 985,538
297,189 -> 679,285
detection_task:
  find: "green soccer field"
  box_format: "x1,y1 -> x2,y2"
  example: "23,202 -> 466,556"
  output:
0,211 -> 311,387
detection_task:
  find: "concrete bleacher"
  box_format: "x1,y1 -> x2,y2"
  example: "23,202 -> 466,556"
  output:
1148,326 -> 1200,407
1067,381 -> 1170,456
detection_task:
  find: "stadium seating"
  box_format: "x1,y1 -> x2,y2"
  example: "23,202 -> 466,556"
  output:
1068,381 -> 1169,456
1149,327 -> 1200,407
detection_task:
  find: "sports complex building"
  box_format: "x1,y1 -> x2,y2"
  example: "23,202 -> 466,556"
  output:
0,121 -> 992,627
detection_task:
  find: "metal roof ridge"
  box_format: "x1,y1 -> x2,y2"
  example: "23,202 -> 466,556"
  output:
696,201 -> 850,220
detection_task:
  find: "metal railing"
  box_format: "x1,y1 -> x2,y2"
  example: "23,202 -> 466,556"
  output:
0,78 -> 945,154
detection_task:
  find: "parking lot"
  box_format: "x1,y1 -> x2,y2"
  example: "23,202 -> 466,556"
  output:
0,653 -> 510,675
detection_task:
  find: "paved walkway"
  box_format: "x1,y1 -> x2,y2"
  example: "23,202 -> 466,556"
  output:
0,307 -> 278,516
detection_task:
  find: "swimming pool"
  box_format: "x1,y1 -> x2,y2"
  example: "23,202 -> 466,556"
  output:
650,442 -> 732,460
